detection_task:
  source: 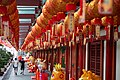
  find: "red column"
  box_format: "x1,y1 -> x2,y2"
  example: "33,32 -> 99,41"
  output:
40,50 -> 42,59
79,44 -> 84,76
46,50 -> 49,70
50,47 -> 54,72
43,49 -> 45,60
65,42 -> 70,80
106,25 -> 114,80
76,43 -> 79,80
57,47 -> 60,63
70,42 -> 72,78
112,42 -> 116,80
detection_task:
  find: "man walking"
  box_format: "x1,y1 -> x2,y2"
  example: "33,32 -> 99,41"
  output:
20,58 -> 25,75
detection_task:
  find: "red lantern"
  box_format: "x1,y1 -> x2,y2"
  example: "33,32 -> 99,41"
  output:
42,5 -> 52,20
66,3 -> 76,12
84,21 -> 90,38
36,15 -> 46,28
91,18 -> 101,39
102,16 -> 113,40
66,3 -> 76,42
57,12 -> 65,21
9,9 -> 19,21
6,0 -> 17,15
0,6 -> 7,16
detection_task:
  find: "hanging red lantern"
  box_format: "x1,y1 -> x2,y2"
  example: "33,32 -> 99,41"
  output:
26,32 -> 35,42
66,3 -> 76,12
87,0 -> 100,18
35,23 -> 41,37
66,3 -> 76,42
0,6 -> 7,16
0,0 -> 15,6
56,16 -> 65,44
51,15 -> 58,37
84,21 -> 90,39
36,15 -> 46,28
46,25 -> 51,43
57,12 -> 66,38
40,13 -> 48,26
45,0 -> 57,15
91,18 -> 101,39
9,9 -> 19,21
6,0 -> 17,15
57,12 -> 65,21
31,26 -> 38,37
42,5 -> 52,20
11,17 -> 19,28
82,21 -> 91,45
102,16 -> 113,40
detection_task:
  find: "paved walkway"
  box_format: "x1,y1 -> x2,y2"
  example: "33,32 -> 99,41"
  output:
1,63 -> 35,80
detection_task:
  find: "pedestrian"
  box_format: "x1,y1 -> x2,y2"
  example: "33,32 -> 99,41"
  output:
13,58 -> 19,75
20,58 -> 25,75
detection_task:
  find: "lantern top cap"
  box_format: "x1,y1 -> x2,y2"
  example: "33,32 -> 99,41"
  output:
66,3 -> 76,12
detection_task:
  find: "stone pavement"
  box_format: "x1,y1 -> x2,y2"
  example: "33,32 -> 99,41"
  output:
1,63 -> 35,80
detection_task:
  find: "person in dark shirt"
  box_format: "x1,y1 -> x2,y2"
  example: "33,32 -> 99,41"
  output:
20,58 -> 25,75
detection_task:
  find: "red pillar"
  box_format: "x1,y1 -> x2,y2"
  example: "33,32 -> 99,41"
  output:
46,50 -> 49,70
70,42 -> 72,78
79,44 -> 84,76
65,42 -> 70,80
40,50 -> 42,59
57,47 -> 60,63
76,43 -> 79,80
50,47 -> 54,72
43,49 -> 45,60
106,25 -> 114,80
112,42 -> 116,80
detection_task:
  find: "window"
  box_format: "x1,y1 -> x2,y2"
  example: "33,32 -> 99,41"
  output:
88,41 -> 103,78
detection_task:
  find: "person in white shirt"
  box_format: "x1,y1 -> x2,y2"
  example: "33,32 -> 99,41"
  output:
13,58 -> 19,75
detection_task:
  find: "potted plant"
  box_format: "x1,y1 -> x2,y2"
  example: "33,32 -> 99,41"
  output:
0,59 -> 4,76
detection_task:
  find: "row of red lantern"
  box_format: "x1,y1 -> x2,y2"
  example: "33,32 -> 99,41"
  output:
21,0 -> 120,51
36,0 -> 79,30
0,0 -> 19,50
21,12 -> 66,51
0,0 -> 15,6
21,4 -> 77,51
24,15 -> 120,51
0,0 -> 17,15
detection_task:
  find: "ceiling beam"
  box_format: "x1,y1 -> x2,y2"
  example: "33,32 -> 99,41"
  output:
19,23 -> 31,26
19,14 -> 35,18
17,0 -> 42,6
19,14 -> 35,23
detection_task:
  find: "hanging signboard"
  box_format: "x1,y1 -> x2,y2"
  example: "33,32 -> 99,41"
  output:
68,11 -> 75,35
95,25 -> 100,39
3,21 -> 9,39
114,26 -> 118,41
0,17 -> 3,36
79,0 -> 86,23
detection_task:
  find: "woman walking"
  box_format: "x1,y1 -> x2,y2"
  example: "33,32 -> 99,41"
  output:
13,58 -> 19,75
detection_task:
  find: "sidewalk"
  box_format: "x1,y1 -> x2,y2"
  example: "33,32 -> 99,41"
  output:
1,63 -> 35,80
0,63 -> 13,80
